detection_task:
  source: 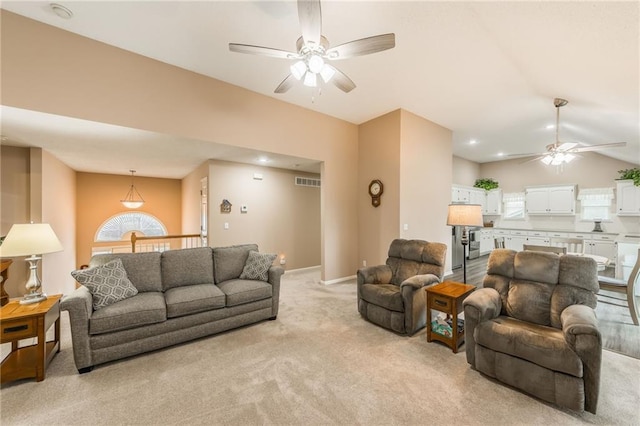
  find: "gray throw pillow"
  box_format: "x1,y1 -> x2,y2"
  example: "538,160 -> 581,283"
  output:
239,251 -> 276,282
71,258 -> 138,310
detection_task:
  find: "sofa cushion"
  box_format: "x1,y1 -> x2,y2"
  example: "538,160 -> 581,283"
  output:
239,251 -> 276,281
217,279 -> 272,307
89,252 -> 162,292
89,292 -> 166,335
213,244 -> 258,284
360,283 -> 404,312
161,247 -> 214,291
474,315 -> 583,377
506,279 -> 555,326
164,284 -> 226,318
72,259 -> 138,310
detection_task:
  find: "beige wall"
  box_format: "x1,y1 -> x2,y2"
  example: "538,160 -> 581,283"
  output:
399,110 -> 452,261
357,109 -> 453,270
75,173 -> 182,267
182,161 -> 210,236
207,160 -> 321,270
452,156 -> 481,186
358,110 -> 401,266
0,145 -> 30,296
40,149 -> 76,296
1,11 -> 358,282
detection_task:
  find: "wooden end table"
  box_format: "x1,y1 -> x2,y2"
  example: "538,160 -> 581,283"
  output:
426,281 -> 475,353
1,294 -> 62,383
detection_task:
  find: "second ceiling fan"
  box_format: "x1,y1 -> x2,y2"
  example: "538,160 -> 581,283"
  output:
229,0 -> 395,94
510,98 -> 627,166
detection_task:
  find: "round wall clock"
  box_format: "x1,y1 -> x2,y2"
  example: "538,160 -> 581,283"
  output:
368,179 -> 384,207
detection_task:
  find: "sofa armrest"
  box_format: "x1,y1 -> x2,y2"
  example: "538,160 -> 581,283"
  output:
267,266 -> 284,318
462,288 -> 501,368
561,304 -> 601,414
60,286 -> 94,371
357,265 -> 392,286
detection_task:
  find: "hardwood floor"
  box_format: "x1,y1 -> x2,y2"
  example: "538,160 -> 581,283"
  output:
445,254 -> 640,359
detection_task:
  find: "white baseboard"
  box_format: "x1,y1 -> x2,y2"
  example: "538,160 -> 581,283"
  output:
284,265 -> 321,274
320,275 -> 356,285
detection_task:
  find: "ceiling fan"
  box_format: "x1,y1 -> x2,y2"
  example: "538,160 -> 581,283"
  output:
510,98 -> 626,166
229,0 -> 395,94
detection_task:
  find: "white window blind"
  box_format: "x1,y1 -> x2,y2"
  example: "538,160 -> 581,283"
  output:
503,192 -> 525,219
578,188 -> 614,220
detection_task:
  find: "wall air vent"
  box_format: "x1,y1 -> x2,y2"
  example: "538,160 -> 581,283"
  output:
295,177 -> 321,188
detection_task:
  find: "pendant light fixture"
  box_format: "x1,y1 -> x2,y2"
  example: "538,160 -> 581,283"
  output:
121,170 -> 145,209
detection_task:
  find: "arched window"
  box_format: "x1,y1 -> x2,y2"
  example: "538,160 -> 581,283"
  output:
95,212 -> 167,242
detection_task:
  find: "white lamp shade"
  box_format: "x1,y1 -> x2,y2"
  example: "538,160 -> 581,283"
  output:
0,223 -> 63,257
446,204 -> 484,227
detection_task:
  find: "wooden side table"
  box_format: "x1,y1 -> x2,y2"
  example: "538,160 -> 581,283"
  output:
1,294 -> 62,383
426,281 -> 475,353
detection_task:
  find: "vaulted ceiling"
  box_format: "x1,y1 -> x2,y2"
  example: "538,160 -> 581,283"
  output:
1,1 -> 638,178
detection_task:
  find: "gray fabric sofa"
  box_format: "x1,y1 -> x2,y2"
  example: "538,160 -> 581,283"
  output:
463,249 -> 601,413
357,239 -> 447,335
62,244 -> 283,373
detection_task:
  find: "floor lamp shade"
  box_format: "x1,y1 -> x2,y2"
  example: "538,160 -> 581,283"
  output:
0,223 -> 63,304
446,204 -> 484,227
446,204 -> 483,284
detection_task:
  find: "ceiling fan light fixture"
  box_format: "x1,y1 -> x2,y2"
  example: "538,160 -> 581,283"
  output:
307,54 -> 324,74
290,60 -> 307,80
541,156 -> 553,165
303,72 -> 317,87
557,142 -> 578,151
319,64 -> 335,83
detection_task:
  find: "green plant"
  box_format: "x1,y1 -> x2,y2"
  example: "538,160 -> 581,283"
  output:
474,178 -> 499,190
618,168 -> 640,186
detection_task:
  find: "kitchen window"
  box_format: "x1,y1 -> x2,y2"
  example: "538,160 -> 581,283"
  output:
503,192 -> 525,219
578,188 -> 614,221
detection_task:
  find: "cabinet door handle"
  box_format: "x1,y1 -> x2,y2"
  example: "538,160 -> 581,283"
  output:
4,325 -> 29,333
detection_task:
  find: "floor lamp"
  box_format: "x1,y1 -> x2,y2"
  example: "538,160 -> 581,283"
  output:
447,204 -> 483,284
0,223 -> 63,304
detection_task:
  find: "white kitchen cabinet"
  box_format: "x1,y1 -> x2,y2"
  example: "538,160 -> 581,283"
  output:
451,186 -> 470,203
525,185 -> 576,215
479,229 -> 494,255
586,234 -> 617,262
505,230 -> 526,251
525,231 -> 549,246
469,189 -> 487,211
452,185 -> 487,210
485,189 -> 502,215
616,180 -> 640,216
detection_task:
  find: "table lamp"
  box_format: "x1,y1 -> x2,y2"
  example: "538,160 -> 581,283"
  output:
0,223 -> 63,304
447,204 -> 483,283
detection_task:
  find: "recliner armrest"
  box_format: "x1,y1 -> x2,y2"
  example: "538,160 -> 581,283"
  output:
462,288 -> 501,322
357,265 -> 392,285
561,304 -> 601,350
400,273 -> 440,290
561,304 -> 602,414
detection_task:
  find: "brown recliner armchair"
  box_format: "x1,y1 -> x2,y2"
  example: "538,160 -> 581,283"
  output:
357,239 -> 447,335
463,249 -> 601,413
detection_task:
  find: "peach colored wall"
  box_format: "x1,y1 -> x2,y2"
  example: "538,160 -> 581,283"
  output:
399,110 -> 453,268
208,160 -> 321,270
1,11 -> 358,282
0,145 -> 30,296
358,110 -> 401,267
452,156 -> 481,186
75,173 -> 182,268
40,149 -> 76,296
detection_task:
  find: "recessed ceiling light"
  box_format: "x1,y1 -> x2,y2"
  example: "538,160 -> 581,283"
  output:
497,152 -> 504,157
50,3 -> 73,19
469,139 -> 477,145
258,157 -> 269,163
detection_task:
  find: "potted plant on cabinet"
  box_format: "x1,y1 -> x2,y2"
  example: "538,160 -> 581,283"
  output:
474,178 -> 499,191
618,168 -> 640,186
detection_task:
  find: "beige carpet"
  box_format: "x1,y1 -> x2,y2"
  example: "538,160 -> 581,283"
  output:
1,268 -> 639,425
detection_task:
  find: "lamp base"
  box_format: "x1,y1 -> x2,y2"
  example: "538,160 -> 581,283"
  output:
20,292 -> 47,305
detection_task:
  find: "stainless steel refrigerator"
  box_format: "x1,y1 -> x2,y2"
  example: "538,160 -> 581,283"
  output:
451,226 -> 464,270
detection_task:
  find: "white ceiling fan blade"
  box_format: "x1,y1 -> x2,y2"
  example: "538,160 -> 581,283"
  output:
229,43 -> 299,59
328,66 -> 356,93
569,142 -> 627,153
325,33 -> 396,60
505,152 -> 548,158
298,0 -> 322,46
274,74 -> 296,94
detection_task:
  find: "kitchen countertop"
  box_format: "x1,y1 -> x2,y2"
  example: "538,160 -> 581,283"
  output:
481,227 -> 618,236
